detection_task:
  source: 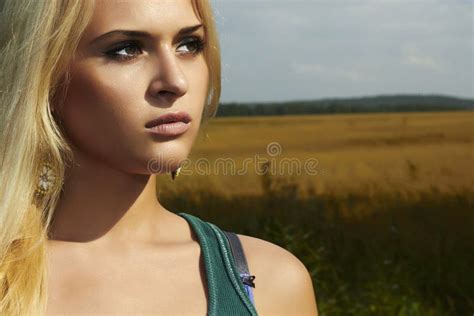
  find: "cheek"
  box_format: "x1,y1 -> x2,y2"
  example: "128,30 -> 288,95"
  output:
184,63 -> 208,141
188,60 -> 209,118
59,64 -> 147,166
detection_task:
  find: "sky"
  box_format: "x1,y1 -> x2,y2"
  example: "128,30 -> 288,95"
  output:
211,0 -> 473,103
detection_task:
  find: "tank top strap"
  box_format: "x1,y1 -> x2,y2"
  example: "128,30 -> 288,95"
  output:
222,230 -> 256,306
178,212 -> 258,316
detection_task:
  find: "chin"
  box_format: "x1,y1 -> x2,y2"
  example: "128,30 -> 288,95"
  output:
144,144 -> 191,175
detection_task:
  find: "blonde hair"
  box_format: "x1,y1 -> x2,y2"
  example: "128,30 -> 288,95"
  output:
0,0 -> 221,314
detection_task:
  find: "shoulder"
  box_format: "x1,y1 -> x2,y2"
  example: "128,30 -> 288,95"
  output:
236,234 -> 319,316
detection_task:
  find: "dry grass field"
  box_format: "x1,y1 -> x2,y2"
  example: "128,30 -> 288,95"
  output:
162,111 -> 473,199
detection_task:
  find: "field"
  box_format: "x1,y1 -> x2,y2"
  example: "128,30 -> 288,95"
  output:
157,111 -> 473,315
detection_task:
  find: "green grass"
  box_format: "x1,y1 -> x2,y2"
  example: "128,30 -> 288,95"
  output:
159,177 -> 474,316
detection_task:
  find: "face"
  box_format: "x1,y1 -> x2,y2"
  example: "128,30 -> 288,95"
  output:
55,0 -> 209,174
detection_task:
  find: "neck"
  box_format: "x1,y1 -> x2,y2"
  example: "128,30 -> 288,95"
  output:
48,147 -> 172,247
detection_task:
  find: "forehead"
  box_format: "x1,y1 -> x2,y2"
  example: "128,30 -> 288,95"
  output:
83,0 -> 200,39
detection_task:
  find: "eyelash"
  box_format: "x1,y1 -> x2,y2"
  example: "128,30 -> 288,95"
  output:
104,36 -> 206,61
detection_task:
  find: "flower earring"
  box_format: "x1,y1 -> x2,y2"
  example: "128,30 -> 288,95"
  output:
171,166 -> 181,180
35,161 -> 62,196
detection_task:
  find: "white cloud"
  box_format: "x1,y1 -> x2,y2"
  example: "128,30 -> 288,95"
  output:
290,62 -> 376,83
405,55 -> 444,72
401,44 -> 446,72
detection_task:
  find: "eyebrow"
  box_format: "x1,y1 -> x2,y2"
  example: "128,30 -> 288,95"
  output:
89,24 -> 203,45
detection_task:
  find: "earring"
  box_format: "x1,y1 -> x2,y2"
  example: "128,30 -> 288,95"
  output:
35,161 -> 61,196
171,166 -> 181,180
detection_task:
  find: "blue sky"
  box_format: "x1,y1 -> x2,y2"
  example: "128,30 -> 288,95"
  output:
211,0 -> 473,102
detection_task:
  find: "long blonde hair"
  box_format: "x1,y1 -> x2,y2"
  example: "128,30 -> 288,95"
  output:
0,0 -> 221,314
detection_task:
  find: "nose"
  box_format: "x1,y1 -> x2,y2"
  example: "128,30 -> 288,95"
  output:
148,46 -> 188,103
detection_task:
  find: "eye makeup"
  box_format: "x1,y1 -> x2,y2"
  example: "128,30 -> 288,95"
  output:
102,35 -> 206,62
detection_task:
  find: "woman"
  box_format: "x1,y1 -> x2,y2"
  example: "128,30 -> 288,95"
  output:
0,0 -> 318,315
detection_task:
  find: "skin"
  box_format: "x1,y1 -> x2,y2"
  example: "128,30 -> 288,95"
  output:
46,0 -> 318,315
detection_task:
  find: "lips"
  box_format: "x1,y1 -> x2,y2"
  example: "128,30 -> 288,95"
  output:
145,111 -> 192,128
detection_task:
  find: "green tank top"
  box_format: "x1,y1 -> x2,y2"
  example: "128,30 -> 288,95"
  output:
178,212 -> 259,316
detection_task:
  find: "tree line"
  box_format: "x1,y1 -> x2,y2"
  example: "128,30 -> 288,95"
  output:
215,94 -> 473,117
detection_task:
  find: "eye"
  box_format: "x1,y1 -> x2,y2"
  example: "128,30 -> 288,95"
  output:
104,41 -> 143,61
177,36 -> 206,56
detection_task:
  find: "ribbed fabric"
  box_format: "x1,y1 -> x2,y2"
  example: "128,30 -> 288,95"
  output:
178,212 -> 259,316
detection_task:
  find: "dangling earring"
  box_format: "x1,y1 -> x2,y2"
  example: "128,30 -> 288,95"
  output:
171,166 -> 181,181
35,161 -> 61,196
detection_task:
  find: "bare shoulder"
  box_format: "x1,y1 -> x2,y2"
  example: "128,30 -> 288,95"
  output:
236,234 -> 319,316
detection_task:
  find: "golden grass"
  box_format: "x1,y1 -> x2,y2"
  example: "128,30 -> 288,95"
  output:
159,111 -> 473,197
